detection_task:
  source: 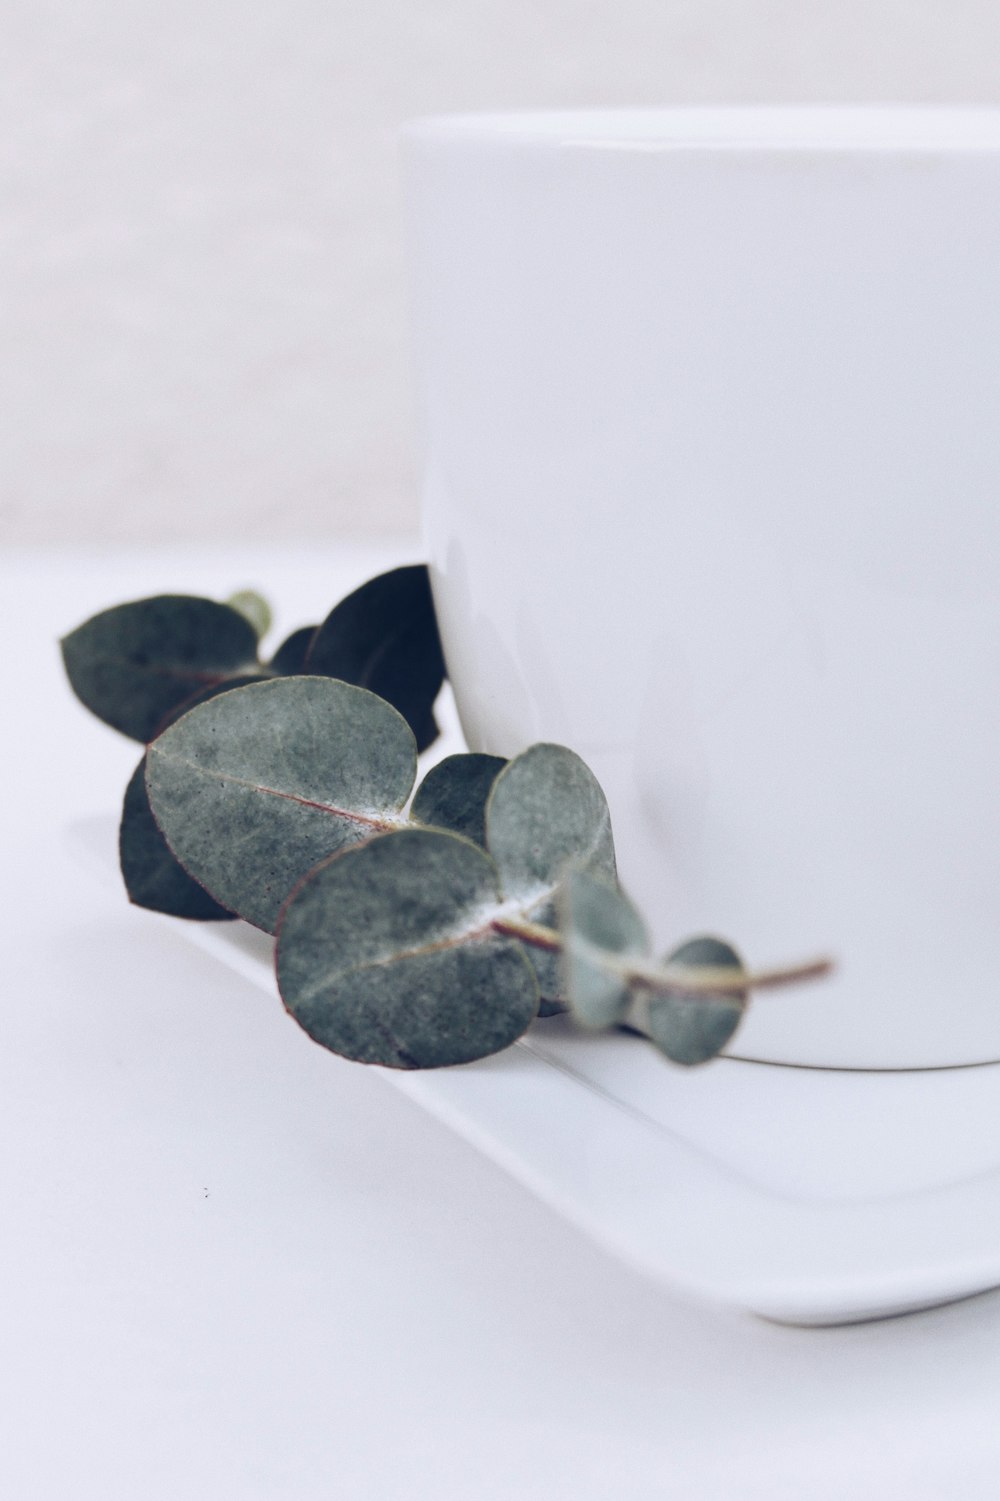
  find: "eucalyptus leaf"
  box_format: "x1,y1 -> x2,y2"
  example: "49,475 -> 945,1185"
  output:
304,565 -> 445,751
119,756 -> 235,921
61,595 -> 261,743
410,753 -> 507,847
152,673 -> 266,737
486,743 -> 616,899
486,743 -> 617,1000
269,625 -> 317,676
145,676 -> 417,933
645,936 -> 747,1066
226,590 -> 272,640
277,827 -> 539,1069
560,868 -> 649,1029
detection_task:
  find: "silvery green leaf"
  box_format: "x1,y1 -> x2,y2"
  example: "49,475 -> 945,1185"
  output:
146,676 -> 417,933
560,868 -> 649,1029
486,743 -> 616,898
276,827 -> 539,1069
225,590 -> 272,640
61,595 -> 261,743
410,753 -> 507,847
645,936 -> 747,1067
305,564 -> 446,751
153,673 -> 266,736
486,743 -> 616,999
119,755 -> 235,921
269,625 -> 317,676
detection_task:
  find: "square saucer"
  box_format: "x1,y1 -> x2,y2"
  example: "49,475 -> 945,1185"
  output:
69,816 -> 1000,1327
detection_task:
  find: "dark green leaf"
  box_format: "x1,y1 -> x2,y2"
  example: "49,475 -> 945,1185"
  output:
119,755 -> 235,921
646,936 -> 747,1066
61,595 -> 260,743
410,753 -> 507,847
560,868 -> 649,1029
269,625 -> 317,676
277,827 -> 539,1069
486,743 -> 617,1001
304,565 -> 446,751
145,676 -> 417,933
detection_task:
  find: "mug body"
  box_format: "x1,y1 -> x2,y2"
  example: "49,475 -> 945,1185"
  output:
402,108 -> 1000,1068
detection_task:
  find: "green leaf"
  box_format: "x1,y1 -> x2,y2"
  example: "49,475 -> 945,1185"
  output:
276,827 -> 539,1069
560,868 -> 649,1029
225,590 -> 272,640
152,672 -> 266,737
145,676 -> 417,933
61,595 -> 261,743
269,625 -> 317,676
410,753 -> 507,847
645,936 -> 747,1066
119,755 -> 235,921
304,565 -> 446,752
486,743 -> 616,898
486,743 -> 617,1000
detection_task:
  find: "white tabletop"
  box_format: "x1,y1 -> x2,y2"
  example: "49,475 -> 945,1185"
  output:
5,542 -> 1000,1500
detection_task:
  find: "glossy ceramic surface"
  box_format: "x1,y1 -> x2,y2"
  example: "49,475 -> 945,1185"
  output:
153,852 -> 1000,1327
403,107 -> 1000,1068
69,745 -> 1000,1326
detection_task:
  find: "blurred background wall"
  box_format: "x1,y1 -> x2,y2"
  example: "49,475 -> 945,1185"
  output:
5,0 -> 1000,544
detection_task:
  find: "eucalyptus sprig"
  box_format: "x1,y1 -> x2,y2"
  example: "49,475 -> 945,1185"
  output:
61,566 -> 445,920
558,869 -> 830,1064
61,569 -> 833,1073
60,564 -> 445,749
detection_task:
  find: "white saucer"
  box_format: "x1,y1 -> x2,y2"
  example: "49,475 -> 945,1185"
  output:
69,816 -> 1000,1326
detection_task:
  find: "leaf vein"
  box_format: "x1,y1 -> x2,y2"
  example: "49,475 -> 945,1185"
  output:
153,756 -> 404,831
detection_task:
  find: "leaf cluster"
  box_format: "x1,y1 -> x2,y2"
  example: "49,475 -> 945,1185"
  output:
61,569 -> 831,1074
60,565 -> 444,749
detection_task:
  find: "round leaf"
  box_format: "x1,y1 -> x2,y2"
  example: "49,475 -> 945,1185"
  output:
60,595 -> 261,743
152,672 -> 265,738
269,625 -> 317,676
646,936 -> 747,1066
145,676 -> 417,933
486,743 -> 616,899
486,743 -> 617,999
304,565 -> 446,752
119,755 -> 235,921
226,590 -> 272,640
277,828 -> 539,1069
560,868 -> 649,1029
410,753 -> 507,847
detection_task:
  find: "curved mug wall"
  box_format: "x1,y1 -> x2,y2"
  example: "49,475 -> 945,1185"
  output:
403,107 -> 1000,1068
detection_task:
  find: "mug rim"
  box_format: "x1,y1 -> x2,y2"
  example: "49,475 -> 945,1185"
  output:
401,104 -> 1000,153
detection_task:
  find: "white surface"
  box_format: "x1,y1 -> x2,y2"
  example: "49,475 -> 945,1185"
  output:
9,545 -> 1000,1497
70,817 -> 1000,1327
8,2 -> 1000,546
405,106 -> 1000,1070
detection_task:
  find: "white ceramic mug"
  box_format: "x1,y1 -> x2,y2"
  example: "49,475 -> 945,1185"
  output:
402,107 -> 1000,1069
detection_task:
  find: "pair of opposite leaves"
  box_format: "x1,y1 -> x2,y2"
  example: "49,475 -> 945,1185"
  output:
60,563 -> 445,920
60,564 -> 445,751
142,673 -> 748,1071
143,670 -> 611,1068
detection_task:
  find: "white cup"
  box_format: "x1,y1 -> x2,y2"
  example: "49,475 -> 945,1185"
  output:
402,107 -> 1000,1069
